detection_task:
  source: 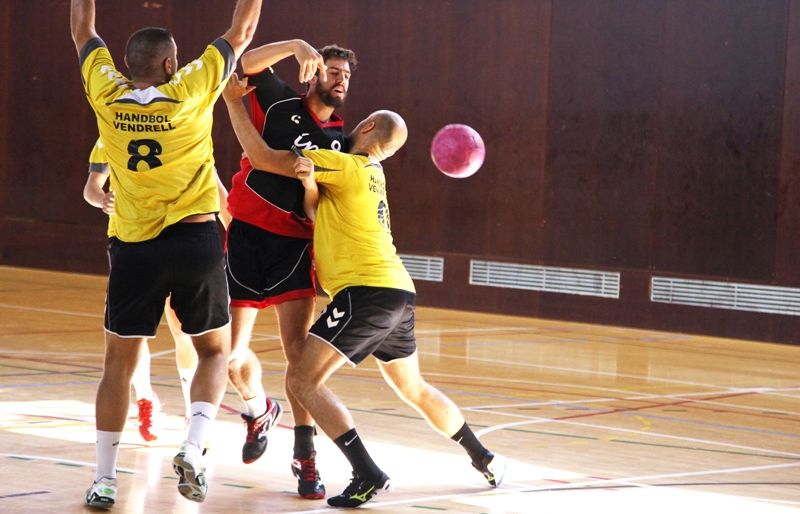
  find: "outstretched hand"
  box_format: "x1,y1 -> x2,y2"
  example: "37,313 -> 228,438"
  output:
294,40 -> 327,83
223,73 -> 255,103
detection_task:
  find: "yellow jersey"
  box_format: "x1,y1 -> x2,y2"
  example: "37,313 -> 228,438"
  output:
79,37 -> 235,242
304,149 -> 415,298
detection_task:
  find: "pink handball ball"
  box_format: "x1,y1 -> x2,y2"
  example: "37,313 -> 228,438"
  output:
430,124 -> 485,178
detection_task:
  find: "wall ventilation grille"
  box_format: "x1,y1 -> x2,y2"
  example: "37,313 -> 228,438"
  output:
651,276 -> 800,316
470,260 -> 620,298
399,254 -> 444,282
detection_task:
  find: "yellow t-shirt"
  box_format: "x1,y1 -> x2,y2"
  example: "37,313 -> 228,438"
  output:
79,37 -> 234,241
304,149 -> 415,298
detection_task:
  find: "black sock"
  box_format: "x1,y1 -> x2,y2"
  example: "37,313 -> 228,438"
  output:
333,428 -> 382,478
293,425 -> 316,460
451,422 -> 491,464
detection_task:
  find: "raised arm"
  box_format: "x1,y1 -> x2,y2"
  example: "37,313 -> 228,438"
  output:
70,0 -> 99,55
222,73 -> 299,176
221,0 -> 263,60
241,39 -> 327,83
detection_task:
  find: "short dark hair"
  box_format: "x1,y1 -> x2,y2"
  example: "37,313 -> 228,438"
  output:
125,27 -> 175,79
318,44 -> 357,70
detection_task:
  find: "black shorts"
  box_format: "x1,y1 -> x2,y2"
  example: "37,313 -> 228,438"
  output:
104,222 -> 230,337
225,219 -> 316,308
309,286 -> 417,366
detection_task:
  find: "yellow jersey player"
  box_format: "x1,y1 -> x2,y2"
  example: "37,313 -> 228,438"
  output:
223,75 -> 506,508
70,0 -> 262,507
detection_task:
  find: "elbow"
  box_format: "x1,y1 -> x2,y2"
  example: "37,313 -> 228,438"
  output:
240,51 -> 256,75
226,24 -> 257,56
247,153 -> 270,171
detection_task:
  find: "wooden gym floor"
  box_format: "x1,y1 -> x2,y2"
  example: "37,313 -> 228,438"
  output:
0,265 -> 798,513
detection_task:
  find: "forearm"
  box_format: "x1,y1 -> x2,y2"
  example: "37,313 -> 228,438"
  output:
302,182 -> 319,222
222,0 -> 263,59
215,173 -> 232,229
70,0 -> 98,53
83,183 -> 104,208
224,98 -> 296,176
241,40 -> 301,75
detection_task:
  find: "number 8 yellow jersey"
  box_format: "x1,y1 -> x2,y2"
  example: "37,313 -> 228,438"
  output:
79,37 -> 235,242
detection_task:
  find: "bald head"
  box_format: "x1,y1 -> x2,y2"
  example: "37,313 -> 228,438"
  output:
349,110 -> 408,161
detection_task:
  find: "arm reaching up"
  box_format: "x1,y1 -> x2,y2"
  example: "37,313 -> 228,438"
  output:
241,39 -> 327,83
221,0 -> 263,59
70,0 -> 99,54
222,73 -> 299,176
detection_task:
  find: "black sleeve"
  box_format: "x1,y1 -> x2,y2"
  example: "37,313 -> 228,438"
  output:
246,68 -> 299,111
78,37 -> 106,68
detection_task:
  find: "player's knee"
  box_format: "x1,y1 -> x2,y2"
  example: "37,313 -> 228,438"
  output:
282,337 -> 305,363
394,378 -> 426,404
287,367 -> 313,399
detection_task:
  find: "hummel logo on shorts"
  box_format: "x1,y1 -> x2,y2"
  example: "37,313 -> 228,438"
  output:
326,307 -> 346,328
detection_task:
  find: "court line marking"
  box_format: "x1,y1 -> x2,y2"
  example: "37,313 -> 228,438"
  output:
280,461 -> 800,513
471,412 -> 800,458
418,349 -> 800,393
0,303 -> 103,319
2,299 -> 794,396
3,303 -> 797,452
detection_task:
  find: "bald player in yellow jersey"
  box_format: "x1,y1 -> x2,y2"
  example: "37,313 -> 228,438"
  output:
223,75 -> 505,508
70,0 -> 262,507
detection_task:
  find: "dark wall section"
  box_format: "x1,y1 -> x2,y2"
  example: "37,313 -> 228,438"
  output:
2,1 -> 799,343
652,1 -> 786,280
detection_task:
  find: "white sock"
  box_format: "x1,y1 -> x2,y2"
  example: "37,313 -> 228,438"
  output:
131,350 -> 154,401
177,367 -> 195,419
186,401 -> 217,448
95,431 -> 122,481
244,395 -> 267,417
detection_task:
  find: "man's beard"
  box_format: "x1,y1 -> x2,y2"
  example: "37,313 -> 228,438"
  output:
316,82 -> 345,108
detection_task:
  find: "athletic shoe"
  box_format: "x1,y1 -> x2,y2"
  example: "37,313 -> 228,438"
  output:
326,470 -> 391,508
472,452 -> 506,487
291,451 -> 326,499
136,396 -> 161,442
173,441 -> 207,502
85,476 -> 117,509
241,399 -> 282,463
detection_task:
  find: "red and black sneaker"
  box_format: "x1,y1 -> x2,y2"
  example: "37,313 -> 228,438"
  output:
136,396 -> 160,442
291,451 -> 326,499
241,399 -> 282,463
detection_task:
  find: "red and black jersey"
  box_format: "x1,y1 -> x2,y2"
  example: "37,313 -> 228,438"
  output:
227,67 -> 348,239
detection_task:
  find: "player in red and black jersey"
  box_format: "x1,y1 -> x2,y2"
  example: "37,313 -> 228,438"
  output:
224,39 -> 357,500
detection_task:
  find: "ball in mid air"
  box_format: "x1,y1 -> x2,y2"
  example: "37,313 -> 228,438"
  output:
430,124 -> 485,178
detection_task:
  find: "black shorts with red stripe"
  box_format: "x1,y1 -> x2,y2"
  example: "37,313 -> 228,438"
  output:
225,218 -> 316,308
309,286 -> 417,366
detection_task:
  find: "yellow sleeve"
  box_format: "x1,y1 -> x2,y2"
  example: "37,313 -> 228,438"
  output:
163,39 -> 235,103
304,149 -> 355,194
79,38 -> 130,110
88,138 -> 109,173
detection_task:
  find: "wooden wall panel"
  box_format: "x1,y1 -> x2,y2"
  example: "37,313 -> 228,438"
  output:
0,1 -> 8,261
545,0 -> 665,269
775,0 -> 800,285
2,1 -> 800,344
651,0 -> 787,280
